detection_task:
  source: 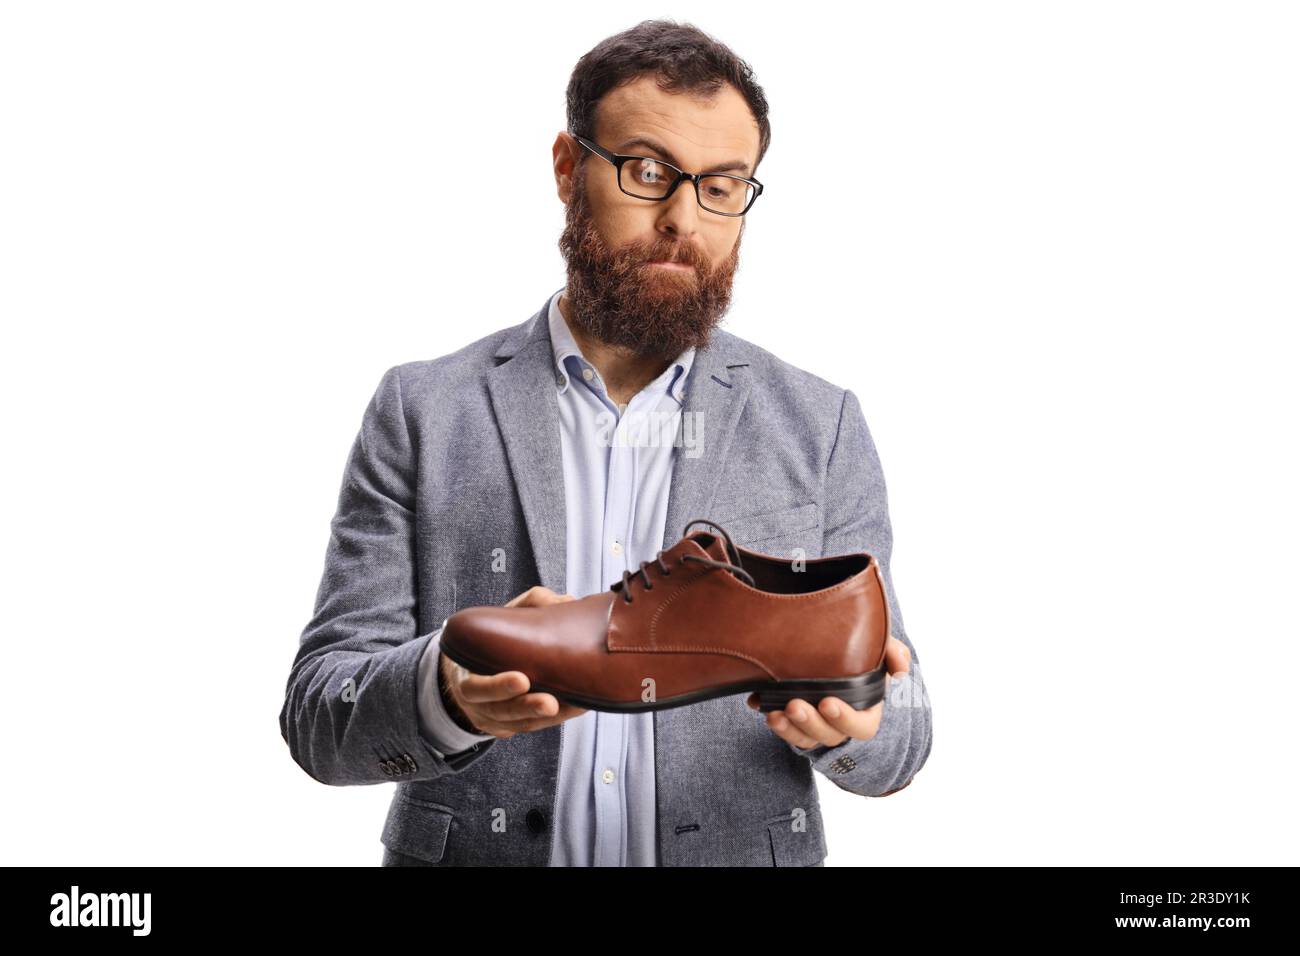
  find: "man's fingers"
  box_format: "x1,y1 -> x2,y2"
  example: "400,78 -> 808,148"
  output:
505,586 -> 578,608
505,585 -> 551,607
457,673 -> 589,727
750,694 -> 867,747
478,698 -> 589,733
762,698 -> 845,748
816,695 -> 884,741
886,635 -> 912,675
450,659 -> 589,732
458,669 -> 532,704
478,690 -> 564,722
764,696 -> 883,746
778,698 -> 852,747
745,693 -> 822,746
766,709 -> 822,749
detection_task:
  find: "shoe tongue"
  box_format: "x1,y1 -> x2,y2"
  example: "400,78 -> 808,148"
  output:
688,531 -> 731,564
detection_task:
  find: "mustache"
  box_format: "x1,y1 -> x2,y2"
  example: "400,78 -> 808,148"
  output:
628,250 -> 701,272
625,239 -> 706,270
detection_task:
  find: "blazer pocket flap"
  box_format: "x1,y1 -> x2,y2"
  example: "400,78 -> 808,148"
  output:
711,502 -> 819,547
764,809 -> 827,867
381,800 -> 454,864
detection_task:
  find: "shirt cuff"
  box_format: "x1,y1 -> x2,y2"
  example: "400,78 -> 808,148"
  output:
416,625 -> 496,755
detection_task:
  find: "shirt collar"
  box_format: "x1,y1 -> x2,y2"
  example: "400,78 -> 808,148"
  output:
547,287 -> 695,405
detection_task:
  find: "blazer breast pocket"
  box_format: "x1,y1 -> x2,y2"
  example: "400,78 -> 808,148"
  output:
708,501 -> 820,553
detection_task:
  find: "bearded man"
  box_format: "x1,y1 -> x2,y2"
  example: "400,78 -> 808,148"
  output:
280,18 -> 932,867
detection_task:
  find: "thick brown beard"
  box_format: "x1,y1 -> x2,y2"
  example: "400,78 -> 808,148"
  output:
557,165 -> 743,361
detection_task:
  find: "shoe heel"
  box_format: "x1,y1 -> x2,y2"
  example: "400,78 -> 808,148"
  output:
756,665 -> 887,713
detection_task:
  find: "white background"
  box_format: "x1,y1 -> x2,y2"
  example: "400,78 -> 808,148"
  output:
2,1 -> 1296,866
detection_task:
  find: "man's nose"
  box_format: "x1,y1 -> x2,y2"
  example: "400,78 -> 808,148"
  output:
655,178 -> 703,241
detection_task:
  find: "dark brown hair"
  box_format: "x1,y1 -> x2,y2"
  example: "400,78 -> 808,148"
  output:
565,19 -> 771,175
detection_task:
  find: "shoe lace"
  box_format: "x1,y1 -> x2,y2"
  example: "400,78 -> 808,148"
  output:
611,518 -> 756,604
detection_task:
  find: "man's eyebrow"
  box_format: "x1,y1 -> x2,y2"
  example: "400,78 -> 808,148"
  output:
615,136 -> 753,177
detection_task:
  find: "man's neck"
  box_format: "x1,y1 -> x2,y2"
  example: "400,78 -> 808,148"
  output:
558,292 -> 674,408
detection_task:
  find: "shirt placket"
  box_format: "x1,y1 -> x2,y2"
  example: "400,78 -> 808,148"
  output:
593,373 -> 633,867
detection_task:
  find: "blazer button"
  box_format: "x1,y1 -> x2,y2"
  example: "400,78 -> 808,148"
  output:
525,808 -> 548,834
401,753 -> 418,773
380,760 -> 395,776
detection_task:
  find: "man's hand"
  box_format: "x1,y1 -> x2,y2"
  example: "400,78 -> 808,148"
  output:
746,635 -> 912,749
439,586 -> 588,739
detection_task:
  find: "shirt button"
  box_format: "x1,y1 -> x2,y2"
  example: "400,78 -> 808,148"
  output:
611,541 -> 623,555
602,769 -> 615,784
556,372 -> 565,386
582,367 -> 595,381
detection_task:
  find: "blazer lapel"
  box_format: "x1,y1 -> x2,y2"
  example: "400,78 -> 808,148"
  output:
661,330 -> 753,548
487,289 -> 568,594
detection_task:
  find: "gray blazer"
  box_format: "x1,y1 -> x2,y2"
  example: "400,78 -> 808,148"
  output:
279,288 -> 933,866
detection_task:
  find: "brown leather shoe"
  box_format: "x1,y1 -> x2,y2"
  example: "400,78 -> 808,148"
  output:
439,519 -> 891,713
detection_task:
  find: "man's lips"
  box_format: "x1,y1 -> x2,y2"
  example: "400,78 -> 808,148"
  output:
645,260 -> 694,272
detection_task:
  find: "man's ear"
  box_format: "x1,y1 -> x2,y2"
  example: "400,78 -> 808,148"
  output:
553,132 -> 582,203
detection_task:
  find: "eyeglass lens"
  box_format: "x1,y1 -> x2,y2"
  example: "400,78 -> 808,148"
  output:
619,158 -> 754,214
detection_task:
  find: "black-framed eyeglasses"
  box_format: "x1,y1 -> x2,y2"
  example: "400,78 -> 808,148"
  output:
572,133 -> 764,217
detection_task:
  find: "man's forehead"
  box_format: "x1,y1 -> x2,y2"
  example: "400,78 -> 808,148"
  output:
595,78 -> 759,171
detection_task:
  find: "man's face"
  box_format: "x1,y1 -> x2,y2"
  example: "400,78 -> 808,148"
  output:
555,74 -> 760,360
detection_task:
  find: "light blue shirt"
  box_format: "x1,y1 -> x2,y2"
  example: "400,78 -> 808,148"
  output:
416,285 -> 696,866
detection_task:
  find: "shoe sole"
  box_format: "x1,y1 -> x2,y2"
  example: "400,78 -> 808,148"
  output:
440,642 -> 888,714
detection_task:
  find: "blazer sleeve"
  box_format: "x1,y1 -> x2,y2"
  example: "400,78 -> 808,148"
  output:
786,388 -> 933,797
279,365 -> 496,784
